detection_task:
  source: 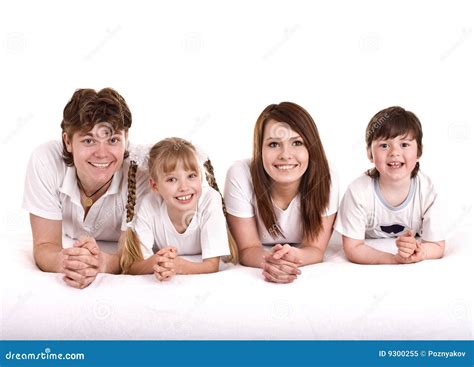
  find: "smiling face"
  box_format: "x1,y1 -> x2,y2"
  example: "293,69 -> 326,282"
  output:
368,134 -> 419,184
63,123 -> 127,190
261,119 -> 309,186
151,159 -> 202,219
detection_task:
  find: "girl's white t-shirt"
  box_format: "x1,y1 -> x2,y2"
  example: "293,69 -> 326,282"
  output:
133,186 -> 231,259
224,159 -> 339,245
22,140 -> 149,242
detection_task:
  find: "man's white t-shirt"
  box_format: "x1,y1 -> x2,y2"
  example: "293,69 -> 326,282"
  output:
224,159 -> 339,245
133,186 -> 231,259
334,172 -> 445,241
22,140 -> 149,243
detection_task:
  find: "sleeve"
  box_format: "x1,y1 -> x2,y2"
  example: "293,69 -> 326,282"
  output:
333,186 -> 368,240
324,168 -> 340,216
420,181 -> 446,242
199,190 -> 231,259
223,161 -> 255,218
132,196 -> 156,258
22,143 -> 63,220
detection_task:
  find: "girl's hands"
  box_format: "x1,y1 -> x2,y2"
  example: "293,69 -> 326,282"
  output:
394,230 -> 426,264
261,244 -> 303,284
153,247 -> 179,281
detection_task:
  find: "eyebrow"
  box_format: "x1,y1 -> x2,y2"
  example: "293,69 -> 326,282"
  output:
265,135 -> 302,141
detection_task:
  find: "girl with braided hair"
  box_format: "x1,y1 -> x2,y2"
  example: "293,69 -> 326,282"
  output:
22,88 -> 149,289
120,137 -> 237,279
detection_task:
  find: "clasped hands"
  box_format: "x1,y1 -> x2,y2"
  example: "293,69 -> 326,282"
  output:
152,247 -> 182,281
261,244 -> 303,284
394,229 -> 426,264
61,235 -> 103,289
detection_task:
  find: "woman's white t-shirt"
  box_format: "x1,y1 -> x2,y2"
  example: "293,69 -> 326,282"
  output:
133,186 -> 231,259
22,140 -> 149,242
224,159 -> 339,245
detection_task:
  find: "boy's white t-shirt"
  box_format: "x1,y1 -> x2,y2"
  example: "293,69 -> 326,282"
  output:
224,159 -> 339,245
133,186 -> 231,259
22,140 -> 149,242
334,172 -> 445,241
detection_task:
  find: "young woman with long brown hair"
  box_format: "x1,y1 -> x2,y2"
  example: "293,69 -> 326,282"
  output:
224,102 -> 338,283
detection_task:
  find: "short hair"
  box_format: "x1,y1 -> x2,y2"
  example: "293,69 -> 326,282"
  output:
61,88 -> 132,166
365,106 -> 423,178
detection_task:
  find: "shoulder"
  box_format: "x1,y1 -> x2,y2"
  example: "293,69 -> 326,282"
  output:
345,173 -> 374,199
200,186 -> 223,207
29,140 -> 65,167
226,159 -> 252,179
415,170 -> 436,191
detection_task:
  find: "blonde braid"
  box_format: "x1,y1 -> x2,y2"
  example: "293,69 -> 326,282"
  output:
203,159 -> 239,264
120,160 -> 144,274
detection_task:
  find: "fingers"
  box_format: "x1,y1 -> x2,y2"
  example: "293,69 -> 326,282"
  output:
63,247 -> 99,257
74,236 -> 100,255
396,239 -> 417,258
263,256 -> 301,274
271,244 -> 291,259
261,262 -> 298,283
63,275 -> 95,289
63,255 -> 100,269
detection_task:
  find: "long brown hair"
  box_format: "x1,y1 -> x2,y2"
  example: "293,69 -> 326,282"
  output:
250,102 -> 331,242
365,106 -> 423,179
120,138 -> 238,273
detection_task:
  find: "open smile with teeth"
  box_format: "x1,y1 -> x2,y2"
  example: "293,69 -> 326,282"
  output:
89,162 -> 112,168
387,162 -> 404,168
176,194 -> 193,202
274,164 -> 299,170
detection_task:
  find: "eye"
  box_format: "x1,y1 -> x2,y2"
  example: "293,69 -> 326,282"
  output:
379,143 -> 388,149
82,138 -> 94,145
188,172 -> 198,179
166,177 -> 177,183
268,142 -> 279,148
292,140 -> 304,146
110,136 -> 121,144
401,142 -> 410,148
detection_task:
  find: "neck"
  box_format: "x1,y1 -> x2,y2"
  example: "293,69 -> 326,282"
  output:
379,175 -> 411,192
76,172 -> 113,197
167,204 -> 198,234
271,180 -> 300,209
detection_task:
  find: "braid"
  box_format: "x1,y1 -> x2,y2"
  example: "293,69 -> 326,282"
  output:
203,159 -> 239,264
126,160 -> 137,223
120,160 -> 144,274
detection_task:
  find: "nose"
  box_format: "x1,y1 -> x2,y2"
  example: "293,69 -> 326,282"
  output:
278,142 -> 292,160
94,142 -> 108,157
177,180 -> 188,192
389,145 -> 401,156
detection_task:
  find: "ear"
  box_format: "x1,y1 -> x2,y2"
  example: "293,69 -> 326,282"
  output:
366,147 -> 373,162
149,178 -> 159,192
63,132 -> 73,153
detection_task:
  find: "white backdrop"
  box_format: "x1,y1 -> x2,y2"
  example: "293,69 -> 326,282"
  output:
0,0 -> 472,242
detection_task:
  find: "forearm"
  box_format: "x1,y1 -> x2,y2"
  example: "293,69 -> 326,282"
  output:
295,246 -> 325,266
127,255 -> 157,275
33,243 -> 63,273
100,252 -> 121,274
419,240 -> 445,260
345,243 -> 396,265
177,257 -> 219,275
239,246 -> 269,268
